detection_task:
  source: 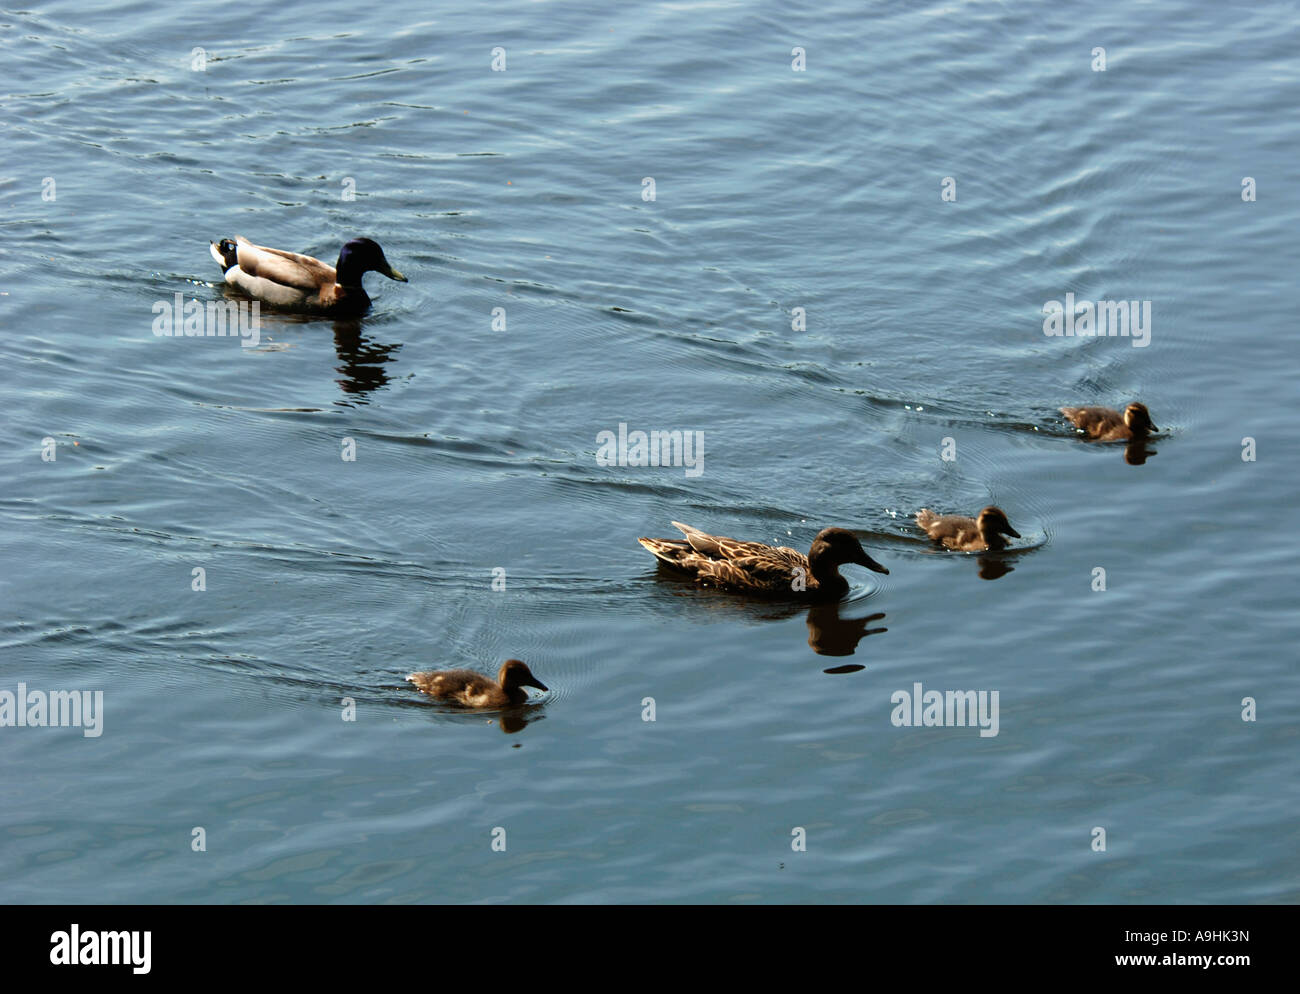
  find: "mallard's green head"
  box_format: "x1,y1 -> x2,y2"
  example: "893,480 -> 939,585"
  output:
336,238 -> 407,286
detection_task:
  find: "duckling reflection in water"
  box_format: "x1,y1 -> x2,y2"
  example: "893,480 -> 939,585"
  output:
968,553 -> 1025,580
407,659 -> 548,708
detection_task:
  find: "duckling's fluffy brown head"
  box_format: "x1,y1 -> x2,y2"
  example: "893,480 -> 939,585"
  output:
1124,402 -> 1157,435
977,506 -> 1021,540
810,527 -> 889,575
498,659 -> 548,693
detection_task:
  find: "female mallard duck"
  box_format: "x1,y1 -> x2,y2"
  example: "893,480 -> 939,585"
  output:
638,521 -> 888,601
209,236 -> 407,313
407,659 -> 548,708
1060,402 -> 1157,441
915,506 -> 1020,552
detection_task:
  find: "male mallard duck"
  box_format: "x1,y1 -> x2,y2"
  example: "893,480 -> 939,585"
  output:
1060,402 -> 1157,441
209,236 -> 407,313
638,521 -> 888,601
406,659 -> 548,708
915,506 -> 1020,552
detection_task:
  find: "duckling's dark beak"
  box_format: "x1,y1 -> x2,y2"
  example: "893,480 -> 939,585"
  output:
857,551 -> 889,575
526,677 -> 549,693
382,265 -> 408,282
1002,525 -> 1021,539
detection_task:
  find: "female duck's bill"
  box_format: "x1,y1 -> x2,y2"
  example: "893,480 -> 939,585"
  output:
1060,402 -> 1157,441
208,235 -> 407,314
637,521 -> 888,601
406,659 -> 548,708
915,506 -> 1021,552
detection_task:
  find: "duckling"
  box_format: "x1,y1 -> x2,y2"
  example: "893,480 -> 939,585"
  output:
407,659 -> 548,708
209,236 -> 407,314
638,521 -> 888,601
915,506 -> 1021,552
1060,402 -> 1157,441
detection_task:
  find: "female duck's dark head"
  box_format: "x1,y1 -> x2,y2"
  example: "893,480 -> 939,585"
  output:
809,527 -> 889,577
335,238 -> 408,287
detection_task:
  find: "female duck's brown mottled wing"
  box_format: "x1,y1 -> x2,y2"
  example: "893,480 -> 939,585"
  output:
692,557 -> 764,590
234,236 -> 335,291
731,544 -> 809,575
700,547 -> 807,588
640,524 -> 804,588
636,535 -> 696,568
666,522 -> 810,590
671,521 -> 803,565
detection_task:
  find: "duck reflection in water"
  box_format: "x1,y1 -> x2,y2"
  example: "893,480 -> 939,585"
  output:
643,561 -> 888,659
331,317 -> 402,402
232,309 -> 402,403
804,600 -> 886,657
